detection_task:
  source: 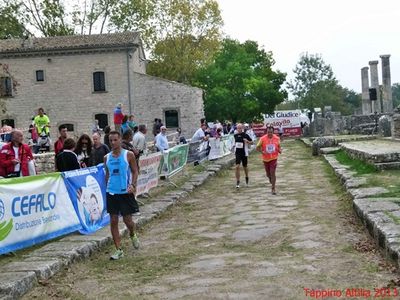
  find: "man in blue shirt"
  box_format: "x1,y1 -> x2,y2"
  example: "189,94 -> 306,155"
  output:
104,130 -> 140,260
155,126 -> 169,152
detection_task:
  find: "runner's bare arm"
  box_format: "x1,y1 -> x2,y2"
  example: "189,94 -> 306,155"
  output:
127,151 -> 139,193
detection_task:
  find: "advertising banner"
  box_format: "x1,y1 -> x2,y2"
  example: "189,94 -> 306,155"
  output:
160,144 -> 189,177
208,138 -> 222,160
208,135 -> 235,160
187,141 -> 209,164
0,174 -> 81,255
63,166 -> 110,235
137,152 -> 162,195
264,110 -> 302,136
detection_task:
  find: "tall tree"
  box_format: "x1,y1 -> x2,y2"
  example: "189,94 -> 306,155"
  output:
287,53 -> 335,100
0,0 -> 73,37
195,39 -> 287,122
112,0 -> 223,84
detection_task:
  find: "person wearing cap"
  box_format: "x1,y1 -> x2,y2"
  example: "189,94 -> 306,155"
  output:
113,103 -> 124,133
155,126 -> 169,152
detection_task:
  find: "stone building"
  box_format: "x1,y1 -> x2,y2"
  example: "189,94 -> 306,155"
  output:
0,32 -> 204,139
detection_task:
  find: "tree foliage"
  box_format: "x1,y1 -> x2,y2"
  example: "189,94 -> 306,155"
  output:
287,52 -> 335,100
0,3 -> 27,38
287,52 -> 361,115
195,39 -> 287,122
119,0 -> 223,83
0,0 -> 73,37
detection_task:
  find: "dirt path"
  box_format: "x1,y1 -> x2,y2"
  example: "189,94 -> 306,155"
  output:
25,140 -> 398,299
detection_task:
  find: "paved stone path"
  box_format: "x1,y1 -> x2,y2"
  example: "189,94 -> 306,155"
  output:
24,140 -> 397,299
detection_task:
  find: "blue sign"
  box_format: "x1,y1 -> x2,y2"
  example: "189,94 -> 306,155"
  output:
63,165 -> 110,234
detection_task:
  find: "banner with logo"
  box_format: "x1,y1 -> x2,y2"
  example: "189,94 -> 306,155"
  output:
208,135 -> 234,160
264,110 -> 302,136
137,152 -> 162,195
0,174 -> 81,255
187,141 -> 209,164
63,166 -> 110,235
160,144 -> 189,177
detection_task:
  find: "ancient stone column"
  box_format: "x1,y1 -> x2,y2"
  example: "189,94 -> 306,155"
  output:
380,54 -> 393,112
369,60 -> 382,113
361,67 -> 371,115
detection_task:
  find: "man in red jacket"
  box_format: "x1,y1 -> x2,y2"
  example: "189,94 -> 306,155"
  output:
0,130 -> 34,178
113,103 -> 124,133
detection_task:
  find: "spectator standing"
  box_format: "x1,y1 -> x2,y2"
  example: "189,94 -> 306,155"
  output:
175,128 -> 187,144
0,130 -> 34,177
74,134 -> 93,168
128,115 -> 137,131
113,103 -> 124,133
54,124 -> 68,156
121,115 -> 129,134
90,133 -> 110,166
155,126 -> 169,152
104,126 -> 111,149
34,107 -> 50,136
104,130 -> 140,260
55,138 -> 80,172
191,123 -> 208,142
92,119 -> 101,135
28,118 -> 38,145
132,124 -> 147,159
121,129 -> 135,152
278,124 -> 284,140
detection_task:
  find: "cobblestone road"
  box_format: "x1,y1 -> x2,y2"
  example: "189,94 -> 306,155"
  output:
25,140 -> 397,299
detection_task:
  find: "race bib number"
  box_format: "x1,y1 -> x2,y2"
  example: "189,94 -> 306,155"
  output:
235,142 -> 244,149
266,144 -> 275,154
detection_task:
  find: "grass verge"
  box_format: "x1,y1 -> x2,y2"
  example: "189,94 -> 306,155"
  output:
335,150 -> 377,175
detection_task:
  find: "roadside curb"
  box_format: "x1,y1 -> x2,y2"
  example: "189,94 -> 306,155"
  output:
300,138 -> 400,268
0,155 -> 236,300
322,154 -> 400,267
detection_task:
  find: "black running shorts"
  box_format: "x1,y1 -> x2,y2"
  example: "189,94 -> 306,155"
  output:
235,154 -> 248,167
106,193 -> 137,216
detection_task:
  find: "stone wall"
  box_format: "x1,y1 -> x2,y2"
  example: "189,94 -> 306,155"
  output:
308,113 -> 392,137
0,50 -> 203,143
392,112 -> 400,140
133,72 -> 204,139
33,152 -> 55,174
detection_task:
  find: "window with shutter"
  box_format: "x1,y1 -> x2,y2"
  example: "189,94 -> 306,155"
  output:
0,77 -> 12,97
93,72 -> 106,92
36,70 -> 44,82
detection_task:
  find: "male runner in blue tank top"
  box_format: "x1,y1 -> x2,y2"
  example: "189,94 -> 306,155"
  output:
104,130 -> 140,260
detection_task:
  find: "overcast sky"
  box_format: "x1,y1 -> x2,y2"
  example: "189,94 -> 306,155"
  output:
217,0 -> 400,98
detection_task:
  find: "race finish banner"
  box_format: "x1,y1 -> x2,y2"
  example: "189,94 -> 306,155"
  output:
63,166 -> 110,235
160,144 -> 189,177
0,174 -> 81,255
264,110 -> 302,136
136,152 -> 162,195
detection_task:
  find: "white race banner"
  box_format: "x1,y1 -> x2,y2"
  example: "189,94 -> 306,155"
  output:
136,152 -> 162,195
0,174 -> 81,255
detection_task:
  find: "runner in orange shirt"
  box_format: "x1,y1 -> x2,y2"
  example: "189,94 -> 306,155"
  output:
256,126 -> 282,195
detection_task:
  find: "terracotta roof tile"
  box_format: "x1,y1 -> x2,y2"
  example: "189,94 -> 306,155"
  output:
0,32 -> 139,53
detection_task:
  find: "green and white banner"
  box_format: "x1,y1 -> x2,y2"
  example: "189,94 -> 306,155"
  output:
160,144 -> 189,177
0,174 -> 81,255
